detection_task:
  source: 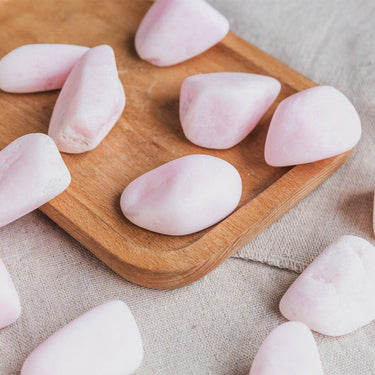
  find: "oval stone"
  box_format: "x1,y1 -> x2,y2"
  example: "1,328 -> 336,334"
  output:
0,44 -> 88,93
121,154 -> 242,235
21,300 -> 143,375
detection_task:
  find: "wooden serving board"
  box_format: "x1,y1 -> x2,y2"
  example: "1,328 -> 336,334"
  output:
0,0 -> 351,289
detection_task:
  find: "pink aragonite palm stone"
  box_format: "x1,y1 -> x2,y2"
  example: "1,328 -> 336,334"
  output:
121,154 -> 242,236
0,44 -> 88,93
180,73 -> 281,149
265,85 -> 361,167
0,133 -> 71,228
135,0 -> 229,67
280,235 -> 375,336
0,259 -> 21,329
48,45 -> 125,154
249,322 -> 323,375
21,300 -> 143,375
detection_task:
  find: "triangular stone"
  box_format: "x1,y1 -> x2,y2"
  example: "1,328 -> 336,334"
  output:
135,0 -> 229,66
265,86 -> 361,166
0,259 -> 21,329
249,322 -> 323,375
280,235 -> 375,336
0,44 -> 88,93
21,300 -> 143,375
48,45 -> 125,153
180,73 -> 281,149
0,133 -> 71,228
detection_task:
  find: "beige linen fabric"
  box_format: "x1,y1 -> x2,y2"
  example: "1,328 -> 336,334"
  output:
2,214 -> 375,374
0,0 -> 374,374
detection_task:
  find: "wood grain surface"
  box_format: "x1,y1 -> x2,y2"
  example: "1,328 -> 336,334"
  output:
0,0 -> 351,289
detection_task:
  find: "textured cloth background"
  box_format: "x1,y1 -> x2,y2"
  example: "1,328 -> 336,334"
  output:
0,0 -> 374,374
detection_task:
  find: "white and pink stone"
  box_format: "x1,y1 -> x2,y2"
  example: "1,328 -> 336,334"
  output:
21,300 -> 143,375
135,0 -> 229,67
280,235 -> 375,336
0,259 -> 21,329
0,133 -> 71,228
0,44 -> 88,93
48,45 -> 125,153
121,154 -> 242,236
180,73 -> 281,149
265,85 -> 361,167
249,322 -> 323,375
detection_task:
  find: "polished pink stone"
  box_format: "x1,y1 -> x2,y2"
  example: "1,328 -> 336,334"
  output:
121,154 -> 242,236
0,133 -> 71,228
21,300 -> 143,375
135,0 -> 229,66
265,86 -> 361,166
0,44 -> 88,93
180,73 -> 281,149
280,235 -> 375,336
0,259 -> 21,329
48,45 -> 125,153
249,322 -> 323,375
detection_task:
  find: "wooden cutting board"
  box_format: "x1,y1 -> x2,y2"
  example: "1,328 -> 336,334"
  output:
0,0 -> 351,289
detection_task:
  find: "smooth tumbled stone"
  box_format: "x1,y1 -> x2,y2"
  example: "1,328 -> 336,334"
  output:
280,235 -> 375,336
180,73 -> 281,149
21,300 -> 143,375
265,85 -> 361,166
0,259 -> 21,329
48,45 -> 125,153
249,322 -> 323,375
0,44 -> 88,93
135,0 -> 229,67
121,154 -> 242,235
0,133 -> 71,228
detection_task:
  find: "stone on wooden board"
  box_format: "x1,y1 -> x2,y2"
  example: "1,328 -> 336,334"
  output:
48,45 -> 125,153
121,154 -> 242,235
265,86 -> 361,166
0,44 -> 88,93
180,72 -> 281,149
135,0 -> 229,66
0,133 -> 71,228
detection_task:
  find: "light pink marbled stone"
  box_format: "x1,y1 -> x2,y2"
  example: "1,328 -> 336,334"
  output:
48,45 -> 125,153
249,322 -> 323,375
135,0 -> 229,67
121,154 -> 242,236
0,133 -> 71,228
280,235 -> 375,336
265,85 -> 361,167
0,259 -> 21,329
21,300 -> 143,375
180,73 -> 281,149
0,44 -> 88,93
